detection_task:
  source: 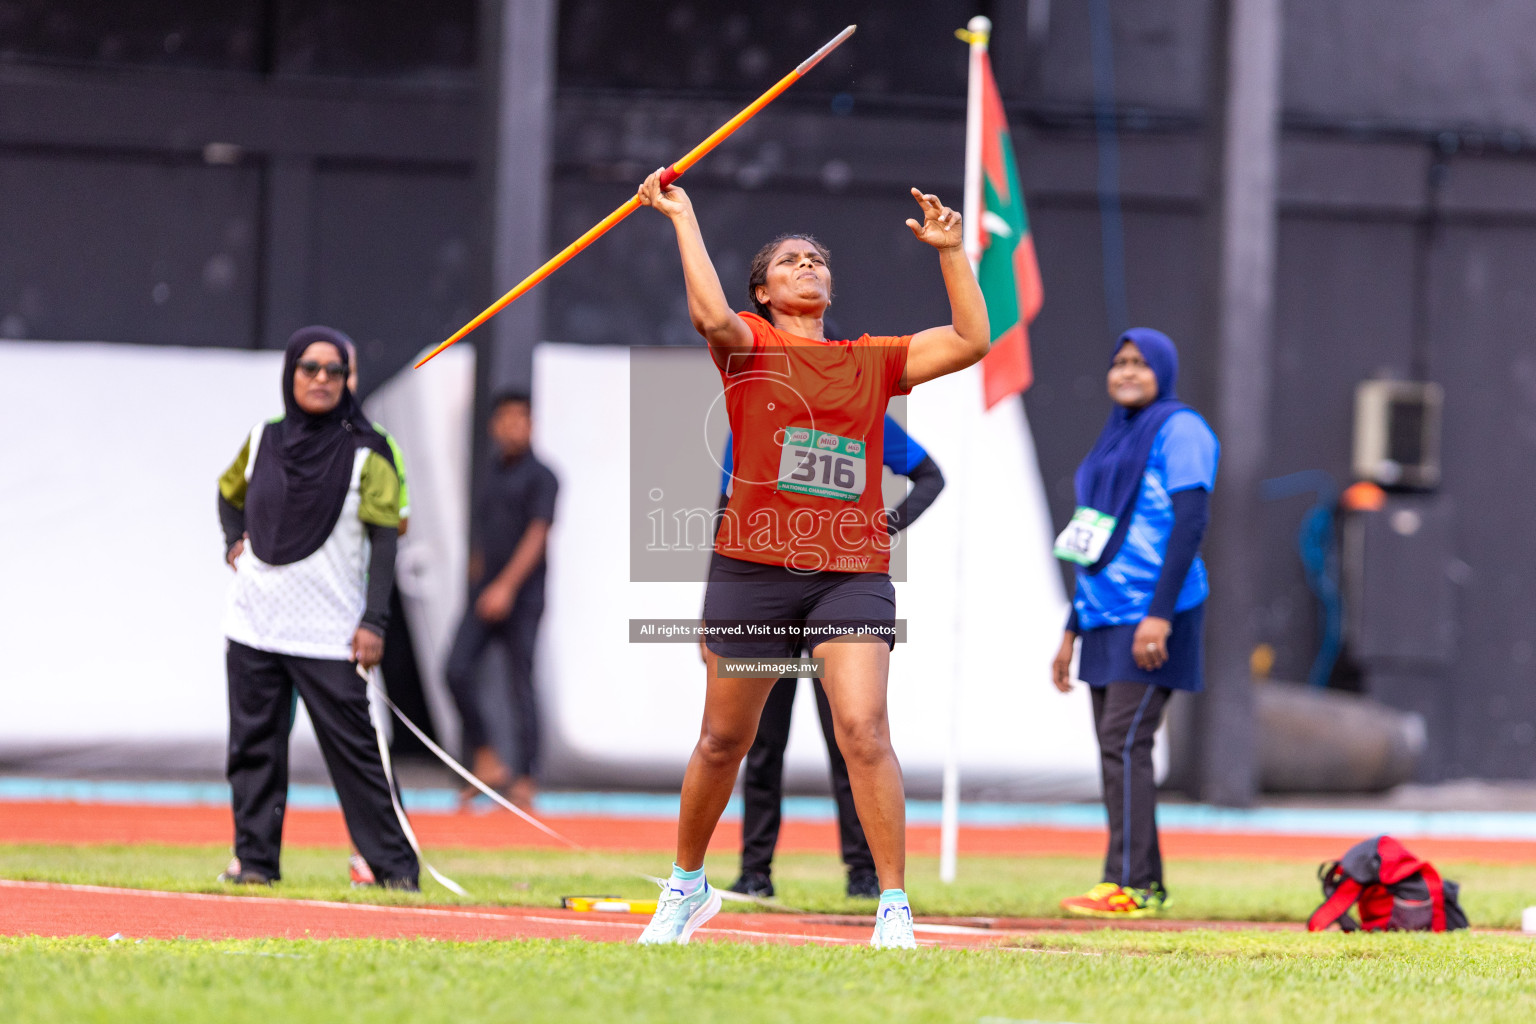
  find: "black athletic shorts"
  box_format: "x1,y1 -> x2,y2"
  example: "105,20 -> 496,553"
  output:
702,553 -> 897,659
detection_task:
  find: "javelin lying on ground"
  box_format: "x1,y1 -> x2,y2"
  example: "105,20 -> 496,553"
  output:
414,24 -> 856,368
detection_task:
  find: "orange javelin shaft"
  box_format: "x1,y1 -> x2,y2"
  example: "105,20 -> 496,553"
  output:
417,24 -> 856,368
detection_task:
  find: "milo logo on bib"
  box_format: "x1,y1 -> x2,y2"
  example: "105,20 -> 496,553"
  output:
778,426 -> 868,501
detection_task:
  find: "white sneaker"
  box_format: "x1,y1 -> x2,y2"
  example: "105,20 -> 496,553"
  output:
870,901 -> 916,949
637,879 -> 721,945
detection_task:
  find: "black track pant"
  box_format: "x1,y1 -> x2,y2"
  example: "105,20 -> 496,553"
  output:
1091,682 -> 1173,890
226,641 -> 418,884
444,596 -> 543,777
740,677 -> 875,879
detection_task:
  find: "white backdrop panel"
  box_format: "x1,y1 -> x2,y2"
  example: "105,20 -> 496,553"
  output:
0,341 -> 285,743
0,339 -> 1103,798
532,344 -> 1099,798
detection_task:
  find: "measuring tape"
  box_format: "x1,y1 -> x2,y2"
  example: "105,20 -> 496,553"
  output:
355,665 -> 788,911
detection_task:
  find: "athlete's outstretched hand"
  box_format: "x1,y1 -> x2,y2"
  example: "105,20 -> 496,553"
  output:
638,169 -> 694,221
905,189 -> 962,250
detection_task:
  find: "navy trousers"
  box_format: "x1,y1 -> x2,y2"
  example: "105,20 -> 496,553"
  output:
1091,682 -> 1173,890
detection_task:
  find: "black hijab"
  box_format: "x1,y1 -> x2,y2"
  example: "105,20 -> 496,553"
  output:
245,326 -> 393,566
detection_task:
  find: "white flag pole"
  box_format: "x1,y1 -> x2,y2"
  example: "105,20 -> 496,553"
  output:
939,14 -> 991,887
961,18 -> 988,271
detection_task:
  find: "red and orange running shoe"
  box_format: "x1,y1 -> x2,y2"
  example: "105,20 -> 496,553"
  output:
349,852 -> 377,888
1060,882 -> 1155,918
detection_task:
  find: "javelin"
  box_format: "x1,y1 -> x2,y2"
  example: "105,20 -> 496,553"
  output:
415,24 -> 857,367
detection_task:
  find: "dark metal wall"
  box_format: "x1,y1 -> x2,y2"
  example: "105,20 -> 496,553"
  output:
0,0 -> 479,392
6,0 -> 1536,778
548,0 -> 1536,782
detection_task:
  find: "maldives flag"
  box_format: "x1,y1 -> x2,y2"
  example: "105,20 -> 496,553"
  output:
967,46 -> 1044,408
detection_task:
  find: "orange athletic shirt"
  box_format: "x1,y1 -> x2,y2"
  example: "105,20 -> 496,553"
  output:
714,311 -> 911,574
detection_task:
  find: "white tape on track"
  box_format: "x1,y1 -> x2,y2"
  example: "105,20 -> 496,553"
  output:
355,665 -> 791,912
362,665 -> 468,895
358,664 -> 580,848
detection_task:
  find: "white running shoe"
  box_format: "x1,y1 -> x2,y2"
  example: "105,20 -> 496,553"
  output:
870,901 -> 917,949
636,879 -> 721,945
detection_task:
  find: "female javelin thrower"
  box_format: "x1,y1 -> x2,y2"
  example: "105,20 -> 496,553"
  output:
633,172 -> 989,949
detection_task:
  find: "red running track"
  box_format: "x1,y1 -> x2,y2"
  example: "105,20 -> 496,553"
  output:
7,801 -> 1531,946
5,800 -> 1536,863
0,880 -> 1298,947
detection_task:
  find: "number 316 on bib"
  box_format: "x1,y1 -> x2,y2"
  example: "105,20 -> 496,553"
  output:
777,427 -> 867,501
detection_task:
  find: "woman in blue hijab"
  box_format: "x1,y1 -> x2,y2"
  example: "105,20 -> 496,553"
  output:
1050,328 -> 1219,918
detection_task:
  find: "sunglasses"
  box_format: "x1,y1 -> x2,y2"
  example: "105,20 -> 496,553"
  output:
297,360 -> 347,380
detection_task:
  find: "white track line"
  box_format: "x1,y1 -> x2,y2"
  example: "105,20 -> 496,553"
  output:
0,881 -> 851,944
2,880 -> 571,925
0,880 -> 1098,950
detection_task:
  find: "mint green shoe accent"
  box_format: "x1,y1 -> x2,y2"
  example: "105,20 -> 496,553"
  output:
869,901 -> 916,949
637,880 -> 721,945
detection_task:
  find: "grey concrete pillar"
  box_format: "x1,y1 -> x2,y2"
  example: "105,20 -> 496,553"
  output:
478,0 -> 557,398
1198,0 -> 1283,806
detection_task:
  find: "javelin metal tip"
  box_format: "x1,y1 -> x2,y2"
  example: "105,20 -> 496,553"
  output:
796,24 -> 856,75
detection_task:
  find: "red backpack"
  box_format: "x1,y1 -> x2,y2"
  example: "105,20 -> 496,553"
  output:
1307,835 -> 1468,932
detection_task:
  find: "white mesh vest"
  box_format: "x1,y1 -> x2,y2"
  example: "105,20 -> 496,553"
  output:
223,421 -> 372,659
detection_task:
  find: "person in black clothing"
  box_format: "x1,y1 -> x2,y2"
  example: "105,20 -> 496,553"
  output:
724,414 -> 945,899
444,391 -> 559,810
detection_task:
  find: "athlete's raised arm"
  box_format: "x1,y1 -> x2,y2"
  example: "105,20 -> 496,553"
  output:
637,169 -> 754,364
900,188 -> 990,389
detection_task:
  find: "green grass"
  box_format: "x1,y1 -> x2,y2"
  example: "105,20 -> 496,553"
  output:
5,931 -> 1536,1024
8,843 -> 1536,1022
3,842 -> 1535,927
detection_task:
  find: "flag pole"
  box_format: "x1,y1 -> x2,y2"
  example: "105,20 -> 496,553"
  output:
939,14 -> 991,886
960,19 -> 988,274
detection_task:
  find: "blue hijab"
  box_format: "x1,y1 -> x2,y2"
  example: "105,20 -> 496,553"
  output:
1072,328 -> 1190,574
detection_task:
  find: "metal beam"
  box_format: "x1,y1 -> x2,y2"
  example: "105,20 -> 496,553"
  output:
479,0 -> 558,396
1198,0 -> 1284,806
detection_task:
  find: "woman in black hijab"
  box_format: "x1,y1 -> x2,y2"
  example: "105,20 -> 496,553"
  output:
215,326 -> 418,889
